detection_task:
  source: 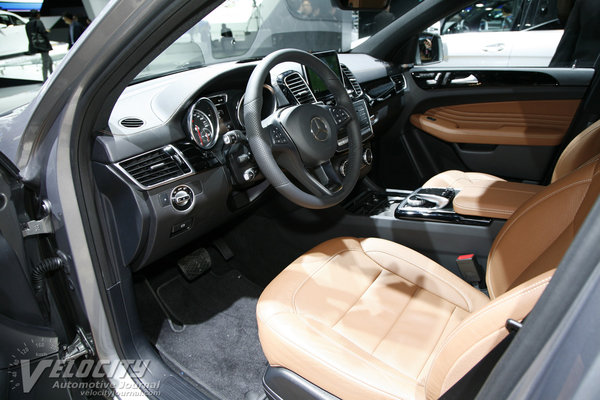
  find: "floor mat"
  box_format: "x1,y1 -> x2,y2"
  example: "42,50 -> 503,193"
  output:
153,270 -> 267,400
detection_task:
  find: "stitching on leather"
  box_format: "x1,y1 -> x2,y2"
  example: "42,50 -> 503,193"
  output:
331,269 -> 383,329
425,276 -> 552,390
264,313 -> 416,398
487,178 -> 591,298
370,286 -> 420,355
361,247 -> 474,311
453,198 -> 514,215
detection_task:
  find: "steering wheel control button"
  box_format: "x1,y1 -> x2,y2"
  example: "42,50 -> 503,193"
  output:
270,126 -> 288,145
310,117 -> 330,141
329,106 -> 350,125
171,185 -> 194,211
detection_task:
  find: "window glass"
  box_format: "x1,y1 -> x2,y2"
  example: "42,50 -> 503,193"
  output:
429,0 -> 599,68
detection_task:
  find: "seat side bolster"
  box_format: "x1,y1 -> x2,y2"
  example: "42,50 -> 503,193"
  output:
552,120 -> 600,183
359,238 -> 489,312
424,270 -> 554,400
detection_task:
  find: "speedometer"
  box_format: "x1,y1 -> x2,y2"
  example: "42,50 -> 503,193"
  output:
186,97 -> 219,149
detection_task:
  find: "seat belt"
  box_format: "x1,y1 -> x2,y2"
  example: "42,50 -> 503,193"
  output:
439,319 -> 523,400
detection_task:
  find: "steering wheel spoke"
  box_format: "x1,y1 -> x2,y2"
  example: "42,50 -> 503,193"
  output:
313,161 -> 343,193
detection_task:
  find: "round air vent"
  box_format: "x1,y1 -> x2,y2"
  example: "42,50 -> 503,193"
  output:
119,117 -> 145,128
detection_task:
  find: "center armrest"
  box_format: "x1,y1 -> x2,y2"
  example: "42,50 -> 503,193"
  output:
453,181 -> 544,220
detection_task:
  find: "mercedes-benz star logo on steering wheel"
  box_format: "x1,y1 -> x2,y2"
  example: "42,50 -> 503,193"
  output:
310,117 -> 329,142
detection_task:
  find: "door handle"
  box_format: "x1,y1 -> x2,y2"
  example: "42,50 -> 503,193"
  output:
450,74 -> 479,85
482,43 -> 505,52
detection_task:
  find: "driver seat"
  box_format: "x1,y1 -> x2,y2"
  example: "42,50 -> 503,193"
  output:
256,156 -> 600,399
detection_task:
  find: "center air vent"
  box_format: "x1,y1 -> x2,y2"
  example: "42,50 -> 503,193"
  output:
390,73 -> 407,93
340,64 -> 363,98
283,72 -> 316,104
119,117 -> 145,128
117,145 -> 193,189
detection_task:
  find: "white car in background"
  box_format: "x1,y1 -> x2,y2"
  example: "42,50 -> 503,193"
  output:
0,10 -> 29,58
432,0 -> 565,67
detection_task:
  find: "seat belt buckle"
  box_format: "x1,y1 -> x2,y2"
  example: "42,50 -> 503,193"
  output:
456,254 -> 485,289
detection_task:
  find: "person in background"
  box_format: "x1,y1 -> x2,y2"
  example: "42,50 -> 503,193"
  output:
500,5 -> 514,31
25,9 -> 53,81
62,12 -> 85,49
550,0 -> 600,68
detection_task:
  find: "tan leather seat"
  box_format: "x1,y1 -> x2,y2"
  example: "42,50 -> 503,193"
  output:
423,118 -> 600,189
257,156 -> 600,400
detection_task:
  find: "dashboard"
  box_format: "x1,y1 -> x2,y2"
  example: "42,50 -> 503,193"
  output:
92,52 -> 408,270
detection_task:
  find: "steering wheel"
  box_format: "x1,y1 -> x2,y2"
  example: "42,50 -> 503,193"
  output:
243,49 -> 362,209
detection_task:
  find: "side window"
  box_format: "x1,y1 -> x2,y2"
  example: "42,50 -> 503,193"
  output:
0,15 -> 11,26
427,0 -> 587,68
11,17 -> 25,26
441,0 -> 521,34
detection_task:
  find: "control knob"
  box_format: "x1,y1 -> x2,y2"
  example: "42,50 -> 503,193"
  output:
171,185 -> 194,211
243,168 -> 257,181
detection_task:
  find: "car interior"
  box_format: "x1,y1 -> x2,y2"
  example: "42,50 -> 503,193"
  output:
80,1 -> 600,399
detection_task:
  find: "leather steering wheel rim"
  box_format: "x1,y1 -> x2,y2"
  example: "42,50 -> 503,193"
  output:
243,49 -> 362,209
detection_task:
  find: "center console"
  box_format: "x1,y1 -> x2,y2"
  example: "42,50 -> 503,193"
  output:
344,187 -> 492,226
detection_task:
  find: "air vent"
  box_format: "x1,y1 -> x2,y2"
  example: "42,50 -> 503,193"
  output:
390,73 -> 406,93
283,72 -> 316,104
340,64 -> 363,98
119,117 -> 145,128
117,145 -> 193,189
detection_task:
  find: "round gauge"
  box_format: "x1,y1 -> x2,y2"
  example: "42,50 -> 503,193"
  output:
236,84 -> 277,129
187,98 -> 219,149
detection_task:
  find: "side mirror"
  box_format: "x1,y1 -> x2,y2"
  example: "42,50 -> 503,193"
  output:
416,33 -> 444,65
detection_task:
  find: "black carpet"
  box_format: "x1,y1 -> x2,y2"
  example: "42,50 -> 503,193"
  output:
152,270 -> 267,400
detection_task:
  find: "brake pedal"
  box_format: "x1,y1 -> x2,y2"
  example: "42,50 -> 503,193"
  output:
177,247 -> 212,281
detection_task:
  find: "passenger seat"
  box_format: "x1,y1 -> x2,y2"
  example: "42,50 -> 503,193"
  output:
423,119 -> 600,189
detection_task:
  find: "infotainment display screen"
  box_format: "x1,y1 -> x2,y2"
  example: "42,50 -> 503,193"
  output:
305,51 -> 343,96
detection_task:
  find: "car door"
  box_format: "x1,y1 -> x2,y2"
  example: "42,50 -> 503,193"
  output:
0,14 -> 27,57
375,0 -> 594,189
0,155 -> 84,399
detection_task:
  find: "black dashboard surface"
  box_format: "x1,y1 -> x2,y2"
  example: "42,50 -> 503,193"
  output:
92,53 -> 405,269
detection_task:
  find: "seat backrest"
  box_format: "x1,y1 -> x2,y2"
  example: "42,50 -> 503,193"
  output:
487,155 -> 600,298
552,119 -> 600,183
425,157 -> 600,399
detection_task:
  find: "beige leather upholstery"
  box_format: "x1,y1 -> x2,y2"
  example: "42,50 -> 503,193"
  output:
423,119 -> 600,191
552,120 -> 600,182
409,100 -> 580,146
257,158 -> 600,400
452,181 -> 543,219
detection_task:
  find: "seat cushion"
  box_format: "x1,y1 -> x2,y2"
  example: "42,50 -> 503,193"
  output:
256,237 -> 489,400
422,170 -> 505,190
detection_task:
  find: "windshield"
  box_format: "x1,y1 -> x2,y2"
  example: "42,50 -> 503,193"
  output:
135,0 -> 424,81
